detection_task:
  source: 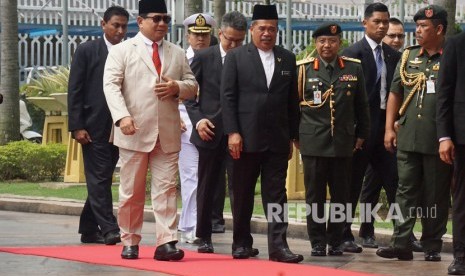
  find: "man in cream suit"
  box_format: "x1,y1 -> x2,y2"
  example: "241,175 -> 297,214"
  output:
104,0 -> 198,261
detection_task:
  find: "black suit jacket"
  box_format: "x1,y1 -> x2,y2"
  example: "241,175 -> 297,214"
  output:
342,37 -> 401,142
184,45 -> 224,149
221,43 -> 300,153
437,32 -> 465,145
68,38 -> 113,142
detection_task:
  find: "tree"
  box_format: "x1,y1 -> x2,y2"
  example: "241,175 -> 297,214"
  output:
185,0 -> 203,17
434,0 -> 458,37
0,0 -> 20,145
214,0 -> 226,29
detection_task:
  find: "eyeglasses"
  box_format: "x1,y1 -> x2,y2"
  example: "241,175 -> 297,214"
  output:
386,33 -> 405,39
221,32 -> 244,44
144,15 -> 171,24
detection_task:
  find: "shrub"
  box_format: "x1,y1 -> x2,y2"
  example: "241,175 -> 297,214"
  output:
0,141 -> 67,181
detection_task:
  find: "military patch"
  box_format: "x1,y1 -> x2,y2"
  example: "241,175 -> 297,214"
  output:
296,56 -> 315,66
409,57 -> 422,65
425,7 -> 433,18
339,75 -> 357,81
341,56 -> 361,63
330,25 -> 337,34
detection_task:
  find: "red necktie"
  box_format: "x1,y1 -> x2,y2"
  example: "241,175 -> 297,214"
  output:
152,42 -> 162,75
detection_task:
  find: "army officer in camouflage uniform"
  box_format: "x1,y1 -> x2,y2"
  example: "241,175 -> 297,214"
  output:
297,23 -> 370,257
377,5 -> 452,262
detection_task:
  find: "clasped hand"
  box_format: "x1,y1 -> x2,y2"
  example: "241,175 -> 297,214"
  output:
155,75 -> 179,100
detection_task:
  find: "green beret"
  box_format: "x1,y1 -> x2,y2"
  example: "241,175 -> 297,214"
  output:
312,22 -> 342,38
413,5 -> 447,25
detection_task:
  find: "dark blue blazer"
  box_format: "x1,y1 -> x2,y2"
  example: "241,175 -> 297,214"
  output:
342,37 -> 401,142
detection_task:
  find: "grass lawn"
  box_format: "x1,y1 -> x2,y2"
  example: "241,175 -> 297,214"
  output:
0,181 -> 451,235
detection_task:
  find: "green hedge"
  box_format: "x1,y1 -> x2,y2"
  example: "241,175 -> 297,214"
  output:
0,141 -> 66,181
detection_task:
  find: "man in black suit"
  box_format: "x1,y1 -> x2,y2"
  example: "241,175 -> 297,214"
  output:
437,31 -> 465,275
341,2 -> 401,252
221,4 -> 302,263
185,11 -> 247,254
68,6 -> 129,245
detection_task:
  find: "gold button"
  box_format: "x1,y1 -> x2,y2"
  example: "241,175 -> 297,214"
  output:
331,93 -> 335,96
348,84 -> 352,88
426,68 -> 430,72
347,91 -> 351,96
417,114 -> 422,118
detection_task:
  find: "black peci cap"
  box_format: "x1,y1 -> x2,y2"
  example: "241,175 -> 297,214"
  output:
139,0 -> 167,15
252,4 -> 278,20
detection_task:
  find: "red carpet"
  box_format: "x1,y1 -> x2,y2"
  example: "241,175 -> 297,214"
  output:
0,245 -> 376,276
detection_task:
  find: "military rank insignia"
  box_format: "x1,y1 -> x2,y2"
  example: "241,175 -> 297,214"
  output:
339,75 -> 357,81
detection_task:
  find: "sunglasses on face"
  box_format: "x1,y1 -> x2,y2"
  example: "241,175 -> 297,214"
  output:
386,33 -> 405,39
144,15 -> 171,24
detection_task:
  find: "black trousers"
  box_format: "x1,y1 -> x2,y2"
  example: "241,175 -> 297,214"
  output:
453,145 -> 465,257
211,156 -> 233,228
231,151 -> 289,254
343,110 -> 398,241
78,141 -> 119,236
302,155 -> 351,247
195,136 -> 232,239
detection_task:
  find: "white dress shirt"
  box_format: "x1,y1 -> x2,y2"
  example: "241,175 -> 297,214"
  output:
258,48 -> 275,88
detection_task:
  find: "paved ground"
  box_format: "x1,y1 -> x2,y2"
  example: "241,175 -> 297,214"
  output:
0,195 -> 455,276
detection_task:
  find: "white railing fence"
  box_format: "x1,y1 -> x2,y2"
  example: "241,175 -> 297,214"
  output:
16,0 -> 457,80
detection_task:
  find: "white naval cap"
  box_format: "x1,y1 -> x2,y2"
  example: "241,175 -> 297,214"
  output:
183,13 -> 216,33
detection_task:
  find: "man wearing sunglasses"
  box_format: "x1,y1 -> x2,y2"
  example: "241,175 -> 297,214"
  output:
383,17 -> 406,51
103,0 -> 198,261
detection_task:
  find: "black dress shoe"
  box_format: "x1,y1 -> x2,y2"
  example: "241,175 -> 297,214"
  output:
328,245 -> 343,256
154,242 -> 184,261
212,224 -> 225,234
311,244 -> 326,256
376,246 -> 413,260
104,231 -> 121,245
448,257 -> 465,275
361,236 -> 378,248
121,245 -> 139,259
81,232 -> 104,244
411,240 -> 423,252
250,248 -> 259,257
198,239 -> 214,253
232,247 -> 251,259
341,240 -> 363,253
425,251 -> 441,262
269,248 -> 303,263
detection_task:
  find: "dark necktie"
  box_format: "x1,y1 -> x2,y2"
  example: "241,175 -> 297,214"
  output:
375,45 -> 383,81
326,64 -> 334,79
152,42 -> 162,75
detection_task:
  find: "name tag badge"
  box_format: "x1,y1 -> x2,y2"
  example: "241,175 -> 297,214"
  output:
313,90 -> 322,104
426,80 -> 435,94
281,70 -> 291,76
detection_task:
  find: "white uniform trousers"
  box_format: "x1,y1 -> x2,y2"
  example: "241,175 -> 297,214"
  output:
178,103 -> 198,232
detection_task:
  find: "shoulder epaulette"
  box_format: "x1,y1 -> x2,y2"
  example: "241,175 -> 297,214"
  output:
296,56 -> 315,66
405,45 -> 421,50
340,56 -> 361,63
